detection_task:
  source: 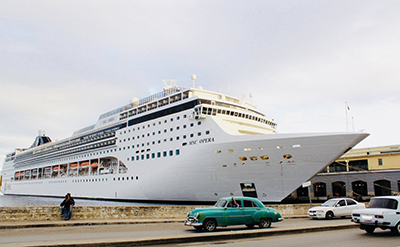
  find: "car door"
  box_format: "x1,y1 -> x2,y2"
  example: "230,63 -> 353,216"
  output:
224,199 -> 244,225
345,199 -> 360,214
333,199 -> 347,216
243,200 -> 259,224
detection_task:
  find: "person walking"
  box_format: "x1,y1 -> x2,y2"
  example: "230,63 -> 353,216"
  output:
60,193 -> 75,220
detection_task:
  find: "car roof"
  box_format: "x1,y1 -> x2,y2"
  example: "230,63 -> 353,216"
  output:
219,196 -> 260,201
371,196 -> 400,200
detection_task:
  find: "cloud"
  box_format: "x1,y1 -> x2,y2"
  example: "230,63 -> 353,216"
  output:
1,1 -> 400,169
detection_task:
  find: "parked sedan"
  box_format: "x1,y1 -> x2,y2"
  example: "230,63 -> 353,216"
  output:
184,196 -> 283,231
308,198 -> 365,219
351,196 -> 400,235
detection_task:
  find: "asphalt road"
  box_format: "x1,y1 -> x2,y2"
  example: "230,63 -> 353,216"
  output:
0,218 -> 370,246
175,227 -> 400,247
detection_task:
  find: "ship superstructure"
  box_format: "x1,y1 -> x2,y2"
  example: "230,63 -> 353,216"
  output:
1,81 -> 368,202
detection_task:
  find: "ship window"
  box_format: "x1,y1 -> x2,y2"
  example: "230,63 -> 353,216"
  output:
190,123 -> 194,127
244,148 -> 251,151
176,149 -> 180,155
169,150 -> 173,156
177,126 -> 180,130
198,132 -> 201,136
163,151 -> 167,157
164,129 -> 167,133
177,116 -> 180,120
176,136 -> 180,140
190,134 -> 194,138
283,154 -> 292,159
198,121 -> 201,125
260,155 -> 269,160
183,125 -> 187,128
206,130 -> 210,135
157,152 -> 161,158
141,155 -> 144,160
183,135 -> 186,139
152,153 -> 155,158
239,157 -> 247,161
170,138 -> 173,141
258,147 -> 265,150
228,149 -> 234,152
182,142 -> 187,146
170,128 -> 173,132
250,156 -> 258,161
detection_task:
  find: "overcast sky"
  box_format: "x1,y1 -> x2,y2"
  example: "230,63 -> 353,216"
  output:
1,1 -> 399,170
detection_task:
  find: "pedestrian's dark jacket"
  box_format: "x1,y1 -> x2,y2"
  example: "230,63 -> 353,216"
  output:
60,195 -> 75,209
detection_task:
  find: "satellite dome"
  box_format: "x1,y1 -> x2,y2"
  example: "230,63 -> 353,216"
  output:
130,97 -> 139,107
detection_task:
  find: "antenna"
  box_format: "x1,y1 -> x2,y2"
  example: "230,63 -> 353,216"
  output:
191,74 -> 196,88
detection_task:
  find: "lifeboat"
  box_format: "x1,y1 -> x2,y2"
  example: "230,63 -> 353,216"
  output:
81,162 -> 90,166
15,172 -> 20,176
20,171 -> 25,175
53,166 -> 60,171
91,162 -> 99,169
70,163 -> 78,168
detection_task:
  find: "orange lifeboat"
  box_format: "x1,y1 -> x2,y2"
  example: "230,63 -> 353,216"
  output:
15,172 -> 20,176
70,163 -> 78,168
81,162 -> 90,166
91,162 -> 99,169
53,166 -> 60,171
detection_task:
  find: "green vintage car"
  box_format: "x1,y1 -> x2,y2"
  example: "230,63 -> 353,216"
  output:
184,196 -> 283,231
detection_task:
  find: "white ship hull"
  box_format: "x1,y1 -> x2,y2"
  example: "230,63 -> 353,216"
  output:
0,85 -> 368,202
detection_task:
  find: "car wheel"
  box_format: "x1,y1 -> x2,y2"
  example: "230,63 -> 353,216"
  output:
246,224 -> 254,229
203,219 -> 217,232
259,218 -> 272,228
390,222 -> 400,235
325,211 -> 334,220
364,225 -> 375,234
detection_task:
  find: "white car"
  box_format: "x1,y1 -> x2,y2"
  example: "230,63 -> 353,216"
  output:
351,196 -> 400,235
308,198 -> 365,219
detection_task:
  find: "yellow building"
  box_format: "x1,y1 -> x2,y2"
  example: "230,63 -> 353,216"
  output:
289,144 -> 400,202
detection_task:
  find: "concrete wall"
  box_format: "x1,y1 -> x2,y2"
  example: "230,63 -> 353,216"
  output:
0,204 -> 310,221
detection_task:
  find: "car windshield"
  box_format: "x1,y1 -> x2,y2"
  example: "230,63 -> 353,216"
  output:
214,199 -> 227,208
368,198 -> 398,210
321,199 -> 339,207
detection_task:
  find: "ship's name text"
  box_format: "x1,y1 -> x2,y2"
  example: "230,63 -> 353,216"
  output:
189,137 -> 215,145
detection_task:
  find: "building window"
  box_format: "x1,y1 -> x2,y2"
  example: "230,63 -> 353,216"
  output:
378,158 -> 383,166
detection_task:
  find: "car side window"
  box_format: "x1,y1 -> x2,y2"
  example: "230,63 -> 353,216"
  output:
346,199 -> 356,205
243,200 -> 254,208
338,200 -> 346,206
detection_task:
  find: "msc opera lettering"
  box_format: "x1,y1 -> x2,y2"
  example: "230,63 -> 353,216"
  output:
189,137 -> 215,145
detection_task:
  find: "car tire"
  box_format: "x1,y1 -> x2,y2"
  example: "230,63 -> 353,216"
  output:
259,218 -> 272,228
246,224 -> 255,229
203,219 -> 217,232
325,211 -> 334,220
390,222 -> 400,235
364,225 -> 375,234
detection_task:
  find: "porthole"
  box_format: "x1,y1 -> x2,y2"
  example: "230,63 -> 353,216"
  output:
244,148 -> 251,151
260,155 -> 269,160
249,156 -> 258,161
227,149 -> 234,153
215,150 -> 221,153
283,154 -> 293,159
239,157 -> 247,161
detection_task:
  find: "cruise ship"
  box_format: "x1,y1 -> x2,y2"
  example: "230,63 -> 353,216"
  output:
0,80 -> 369,202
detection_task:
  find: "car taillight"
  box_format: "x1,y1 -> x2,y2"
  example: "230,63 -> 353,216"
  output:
375,215 -> 384,219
